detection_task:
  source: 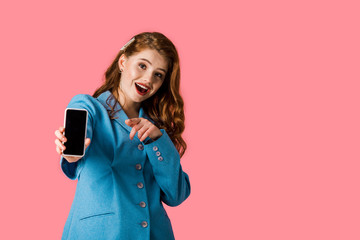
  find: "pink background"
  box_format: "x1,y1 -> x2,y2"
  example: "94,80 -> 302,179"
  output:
0,0 -> 359,239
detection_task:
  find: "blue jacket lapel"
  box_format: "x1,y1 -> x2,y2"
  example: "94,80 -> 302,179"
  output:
96,90 -> 154,134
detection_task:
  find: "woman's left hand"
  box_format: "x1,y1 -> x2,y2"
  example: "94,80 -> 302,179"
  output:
125,118 -> 162,142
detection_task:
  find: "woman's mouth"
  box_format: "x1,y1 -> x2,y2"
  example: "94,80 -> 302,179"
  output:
135,83 -> 150,96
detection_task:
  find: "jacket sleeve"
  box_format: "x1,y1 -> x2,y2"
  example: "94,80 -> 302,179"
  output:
60,94 -> 96,180
144,129 -> 191,206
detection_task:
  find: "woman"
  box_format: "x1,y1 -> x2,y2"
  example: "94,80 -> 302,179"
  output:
54,32 -> 191,240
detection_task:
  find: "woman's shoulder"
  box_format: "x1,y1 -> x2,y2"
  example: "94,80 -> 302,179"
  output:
69,93 -> 96,103
67,94 -> 106,115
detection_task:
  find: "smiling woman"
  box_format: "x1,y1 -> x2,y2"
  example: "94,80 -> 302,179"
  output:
116,48 -> 168,113
54,32 -> 190,240
93,33 -> 186,155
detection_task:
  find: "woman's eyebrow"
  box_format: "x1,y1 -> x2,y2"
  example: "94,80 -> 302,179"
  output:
139,58 -> 167,73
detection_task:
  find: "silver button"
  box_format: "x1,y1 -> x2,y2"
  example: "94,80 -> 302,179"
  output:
158,156 -> 163,161
137,182 -> 144,189
141,221 -> 148,228
138,144 -> 144,151
156,151 -> 161,156
139,201 -> 146,208
135,164 -> 142,170
152,146 -> 158,151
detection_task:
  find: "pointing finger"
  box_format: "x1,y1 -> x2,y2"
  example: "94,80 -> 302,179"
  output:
125,118 -> 141,127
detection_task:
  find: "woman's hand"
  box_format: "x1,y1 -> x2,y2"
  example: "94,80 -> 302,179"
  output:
125,118 -> 162,142
54,126 -> 91,163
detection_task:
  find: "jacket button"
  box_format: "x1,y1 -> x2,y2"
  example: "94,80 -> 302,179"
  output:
156,151 -> 161,156
135,164 -> 142,170
158,156 -> 163,161
153,146 -> 158,151
139,201 -> 146,208
138,144 -> 144,151
137,182 -> 144,189
141,221 -> 148,228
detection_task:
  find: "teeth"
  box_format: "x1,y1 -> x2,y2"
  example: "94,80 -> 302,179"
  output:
136,83 -> 148,90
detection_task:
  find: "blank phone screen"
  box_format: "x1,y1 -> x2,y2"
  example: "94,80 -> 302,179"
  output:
63,109 -> 87,156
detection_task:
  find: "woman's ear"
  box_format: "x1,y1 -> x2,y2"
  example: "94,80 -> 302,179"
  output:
118,54 -> 127,71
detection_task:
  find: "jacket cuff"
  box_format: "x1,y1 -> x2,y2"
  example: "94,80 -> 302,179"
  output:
60,156 -> 84,180
144,129 -> 179,165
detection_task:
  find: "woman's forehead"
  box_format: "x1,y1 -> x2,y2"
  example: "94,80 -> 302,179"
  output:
130,49 -> 168,68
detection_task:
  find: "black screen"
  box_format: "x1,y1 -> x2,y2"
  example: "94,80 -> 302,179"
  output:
63,109 -> 87,156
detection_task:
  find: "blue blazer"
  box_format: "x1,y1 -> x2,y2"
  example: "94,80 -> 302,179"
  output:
60,91 -> 191,240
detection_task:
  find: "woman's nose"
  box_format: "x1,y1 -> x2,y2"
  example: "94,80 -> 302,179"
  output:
143,70 -> 154,82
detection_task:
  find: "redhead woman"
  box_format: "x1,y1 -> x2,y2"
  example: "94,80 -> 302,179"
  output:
54,32 -> 191,240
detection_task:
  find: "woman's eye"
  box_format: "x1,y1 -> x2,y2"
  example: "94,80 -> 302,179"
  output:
155,73 -> 162,78
139,63 -> 146,69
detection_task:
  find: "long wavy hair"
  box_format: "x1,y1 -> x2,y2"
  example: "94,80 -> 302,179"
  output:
93,32 -> 186,157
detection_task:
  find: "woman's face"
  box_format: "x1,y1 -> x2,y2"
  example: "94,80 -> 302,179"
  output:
118,48 -> 168,106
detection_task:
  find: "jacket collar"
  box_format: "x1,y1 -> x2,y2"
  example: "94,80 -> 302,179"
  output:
96,90 -> 154,133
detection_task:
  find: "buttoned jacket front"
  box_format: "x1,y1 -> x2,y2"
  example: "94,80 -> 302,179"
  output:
60,91 -> 191,240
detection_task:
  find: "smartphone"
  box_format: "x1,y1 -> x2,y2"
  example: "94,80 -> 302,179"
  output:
63,108 -> 88,157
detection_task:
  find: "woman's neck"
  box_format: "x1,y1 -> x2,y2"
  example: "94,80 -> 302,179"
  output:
113,89 -> 140,119
123,106 -> 139,119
